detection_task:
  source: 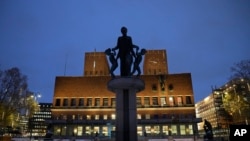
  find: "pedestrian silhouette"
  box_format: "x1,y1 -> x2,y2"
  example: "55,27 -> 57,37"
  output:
203,119 -> 213,140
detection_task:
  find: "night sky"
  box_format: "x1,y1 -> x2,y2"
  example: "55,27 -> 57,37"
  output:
1,0 -> 250,103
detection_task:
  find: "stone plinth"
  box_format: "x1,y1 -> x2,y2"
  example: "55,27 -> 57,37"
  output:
107,77 -> 145,141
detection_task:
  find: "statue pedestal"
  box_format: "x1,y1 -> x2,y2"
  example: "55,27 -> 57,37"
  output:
107,77 -> 145,141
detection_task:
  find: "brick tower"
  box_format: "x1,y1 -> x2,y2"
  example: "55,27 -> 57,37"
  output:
143,49 -> 168,75
83,51 -> 110,76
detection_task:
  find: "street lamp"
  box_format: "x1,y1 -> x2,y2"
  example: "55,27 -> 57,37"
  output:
32,92 -> 42,102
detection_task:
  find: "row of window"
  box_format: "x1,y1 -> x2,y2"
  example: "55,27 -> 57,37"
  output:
54,113 -> 195,121
33,118 -> 45,121
54,96 -> 193,107
32,125 -> 47,129
53,124 -> 194,136
34,112 -> 51,114
33,115 -> 51,118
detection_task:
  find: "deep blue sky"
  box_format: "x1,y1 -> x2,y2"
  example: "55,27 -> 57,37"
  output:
1,0 -> 250,103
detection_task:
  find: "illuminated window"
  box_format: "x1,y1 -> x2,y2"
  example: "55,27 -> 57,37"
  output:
85,126 -> 91,135
77,126 -> 83,136
177,96 -> 183,106
153,126 -> 160,134
170,125 -> 177,135
137,126 -> 142,136
111,114 -> 116,119
73,127 -> 77,136
86,115 -> 91,120
187,124 -> 193,135
95,115 -> 99,120
145,126 -> 151,134
94,126 -> 99,133
137,114 -> 141,119
103,115 -> 108,120
180,125 -> 186,135
169,96 -> 174,106
145,114 -> 150,119
112,126 -> 116,131
162,126 -> 169,135
102,126 -> 108,136
160,97 -> 166,106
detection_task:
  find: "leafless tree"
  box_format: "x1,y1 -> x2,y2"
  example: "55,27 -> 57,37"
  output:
0,67 -> 31,127
230,59 -> 250,81
226,59 -> 250,124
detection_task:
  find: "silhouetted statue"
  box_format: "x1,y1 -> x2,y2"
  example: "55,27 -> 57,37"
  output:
131,48 -> 147,76
203,119 -> 213,140
105,48 -> 118,78
112,26 -> 136,76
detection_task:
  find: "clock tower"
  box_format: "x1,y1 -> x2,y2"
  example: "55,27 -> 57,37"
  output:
143,49 -> 168,75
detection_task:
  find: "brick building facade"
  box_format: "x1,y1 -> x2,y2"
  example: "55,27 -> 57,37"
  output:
50,49 -> 201,138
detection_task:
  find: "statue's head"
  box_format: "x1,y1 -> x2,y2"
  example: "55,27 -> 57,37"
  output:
121,26 -> 127,35
105,48 -> 111,55
141,49 -> 147,55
